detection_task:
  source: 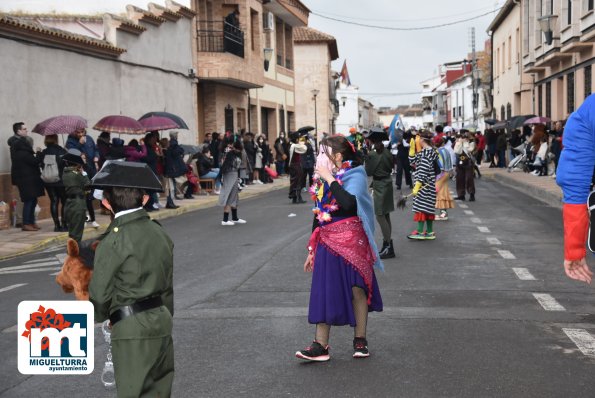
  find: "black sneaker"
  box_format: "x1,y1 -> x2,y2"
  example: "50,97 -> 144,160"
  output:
295,341 -> 330,362
353,337 -> 370,358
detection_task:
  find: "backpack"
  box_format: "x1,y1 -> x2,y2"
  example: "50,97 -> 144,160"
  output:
41,154 -> 60,183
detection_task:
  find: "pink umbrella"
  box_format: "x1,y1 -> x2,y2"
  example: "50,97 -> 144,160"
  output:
32,115 -> 87,136
138,115 -> 179,131
93,115 -> 146,135
524,116 -> 551,125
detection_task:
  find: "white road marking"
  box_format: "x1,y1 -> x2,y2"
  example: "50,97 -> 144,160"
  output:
0,267 -> 62,275
470,217 -> 482,224
512,268 -> 536,280
533,293 -> 566,311
0,261 -> 59,272
478,226 -> 491,233
24,257 -> 59,264
458,203 -> 469,209
498,250 -> 516,259
0,283 -> 27,293
487,237 -> 502,245
2,324 -> 17,333
49,271 -> 60,276
563,328 -> 595,356
464,210 -> 475,215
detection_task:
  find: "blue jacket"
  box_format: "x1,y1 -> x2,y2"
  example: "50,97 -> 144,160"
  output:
66,134 -> 99,176
556,94 -> 595,204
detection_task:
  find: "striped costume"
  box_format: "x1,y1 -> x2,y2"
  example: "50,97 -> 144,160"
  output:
410,147 -> 438,217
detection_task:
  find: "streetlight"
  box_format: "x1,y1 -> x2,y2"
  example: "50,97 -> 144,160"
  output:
538,15 -> 559,45
312,89 -> 320,139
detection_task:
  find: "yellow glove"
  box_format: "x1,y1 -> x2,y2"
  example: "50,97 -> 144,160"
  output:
408,138 -> 416,157
412,181 -> 422,196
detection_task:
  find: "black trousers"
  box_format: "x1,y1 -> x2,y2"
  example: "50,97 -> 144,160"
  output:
45,185 -> 66,227
395,154 -> 412,188
456,164 -> 475,197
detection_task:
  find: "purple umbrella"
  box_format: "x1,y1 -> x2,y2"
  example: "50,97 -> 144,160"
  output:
524,116 -> 551,125
93,115 -> 146,135
32,115 -> 87,136
138,116 -> 179,131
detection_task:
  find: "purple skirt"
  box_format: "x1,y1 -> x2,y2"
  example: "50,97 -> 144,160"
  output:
308,243 -> 383,327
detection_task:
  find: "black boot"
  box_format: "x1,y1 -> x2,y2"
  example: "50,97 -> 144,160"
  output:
380,240 -> 395,259
166,196 -> 179,209
469,193 -> 475,202
378,241 -> 389,255
184,185 -> 194,199
297,191 -> 306,204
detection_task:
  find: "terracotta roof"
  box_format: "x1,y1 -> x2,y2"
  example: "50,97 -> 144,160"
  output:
107,14 -> 147,35
294,26 -> 338,60
126,5 -> 166,26
148,3 -> 182,22
0,14 -> 126,57
165,0 -> 196,18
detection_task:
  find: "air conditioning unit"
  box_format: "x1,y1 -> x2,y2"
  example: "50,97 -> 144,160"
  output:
264,12 -> 274,31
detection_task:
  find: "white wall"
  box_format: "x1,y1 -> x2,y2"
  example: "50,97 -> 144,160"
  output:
335,85 -> 359,134
0,17 -> 196,174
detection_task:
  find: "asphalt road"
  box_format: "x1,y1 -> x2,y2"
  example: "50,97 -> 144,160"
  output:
1,177 -> 595,397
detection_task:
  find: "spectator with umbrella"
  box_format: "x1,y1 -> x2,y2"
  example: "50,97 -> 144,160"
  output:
8,122 -> 44,231
141,132 -> 162,211
66,128 -> 100,229
39,134 -> 67,231
164,131 -> 186,208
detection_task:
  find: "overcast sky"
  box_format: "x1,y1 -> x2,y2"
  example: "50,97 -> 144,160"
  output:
2,0 -> 504,107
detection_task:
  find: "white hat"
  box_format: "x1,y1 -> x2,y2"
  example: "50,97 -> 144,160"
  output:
443,126 -> 453,134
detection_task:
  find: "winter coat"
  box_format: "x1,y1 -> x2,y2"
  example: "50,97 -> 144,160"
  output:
365,147 -> 394,215
40,143 -> 67,187
164,138 -> 186,178
195,153 -> 214,176
8,134 -> 45,200
142,144 -> 159,175
124,144 -> 147,162
66,134 -> 98,177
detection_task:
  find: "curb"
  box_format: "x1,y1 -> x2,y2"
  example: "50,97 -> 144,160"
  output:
482,172 -> 563,209
0,180 -> 290,261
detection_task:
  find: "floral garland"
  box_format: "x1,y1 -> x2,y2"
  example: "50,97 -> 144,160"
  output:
309,161 -> 353,223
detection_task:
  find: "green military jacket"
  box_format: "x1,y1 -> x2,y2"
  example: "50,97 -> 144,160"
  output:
365,148 -> 395,215
62,167 -> 90,208
89,209 -> 174,337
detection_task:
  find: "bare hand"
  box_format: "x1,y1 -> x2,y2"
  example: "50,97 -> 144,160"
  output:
79,136 -> 86,144
564,257 -> 593,284
304,253 -> 314,272
315,165 -> 334,183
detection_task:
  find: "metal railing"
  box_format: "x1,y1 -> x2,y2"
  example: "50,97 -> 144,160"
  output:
197,20 -> 244,58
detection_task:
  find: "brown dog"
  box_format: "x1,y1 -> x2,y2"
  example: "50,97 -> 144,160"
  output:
55,239 -> 94,301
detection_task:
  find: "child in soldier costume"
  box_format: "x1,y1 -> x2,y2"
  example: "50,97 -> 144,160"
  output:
89,161 -> 174,398
408,131 -> 438,240
62,149 -> 90,244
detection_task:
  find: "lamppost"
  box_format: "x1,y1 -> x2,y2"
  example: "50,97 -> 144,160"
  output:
312,89 -> 320,139
538,15 -> 559,45
263,48 -> 273,71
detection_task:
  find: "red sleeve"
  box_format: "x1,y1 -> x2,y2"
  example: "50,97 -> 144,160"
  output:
563,203 -> 589,261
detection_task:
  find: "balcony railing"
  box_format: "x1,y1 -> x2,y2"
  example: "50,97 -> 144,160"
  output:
197,20 -> 244,58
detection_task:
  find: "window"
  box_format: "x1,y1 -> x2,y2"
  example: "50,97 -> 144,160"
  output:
545,81 -> 552,118
275,17 -> 283,66
506,103 -> 512,119
496,48 -> 500,76
550,0 -> 554,14
590,0 -> 594,11
508,36 -> 512,69
250,9 -> 259,52
585,65 -> 592,99
567,72 -> 575,113
538,85 -> 543,116
453,107 -> 456,118
568,0 -> 572,25
284,25 -> 293,69
523,1 -> 529,55
501,105 -> 505,120
516,28 -> 520,62
458,106 -> 462,119
502,41 -> 506,73
279,107 -> 285,132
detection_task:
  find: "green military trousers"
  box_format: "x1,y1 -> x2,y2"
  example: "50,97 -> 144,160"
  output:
111,307 -> 174,398
64,198 -> 86,243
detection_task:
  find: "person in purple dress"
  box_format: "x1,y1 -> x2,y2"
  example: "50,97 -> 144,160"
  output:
295,135 -> 384,362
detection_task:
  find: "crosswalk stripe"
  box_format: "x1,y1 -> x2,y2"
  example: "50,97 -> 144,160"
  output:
464,210 -> 475,215
0,266 -> 62,275
0,283 -> 27,293
512,268 -> 536,280
0,261 -> 59,272
533,293 -> 566,311
478,226 -> 491,233
487,237 -> 502,245
498,250 -> 516,259
470,217 -> 482,224
563,328 -> 595,356
458,203 -> 469,209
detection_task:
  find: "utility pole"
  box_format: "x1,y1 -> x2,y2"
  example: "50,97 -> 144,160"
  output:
469,27 -> 478,127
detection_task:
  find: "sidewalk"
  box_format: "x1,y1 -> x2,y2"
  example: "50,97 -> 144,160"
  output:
480,165 -> 563,208
0,177 -> 290,261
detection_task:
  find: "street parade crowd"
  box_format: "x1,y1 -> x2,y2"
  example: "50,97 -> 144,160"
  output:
6,93 -> 595,395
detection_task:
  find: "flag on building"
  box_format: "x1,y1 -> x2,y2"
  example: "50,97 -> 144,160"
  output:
340,60 -> 351,86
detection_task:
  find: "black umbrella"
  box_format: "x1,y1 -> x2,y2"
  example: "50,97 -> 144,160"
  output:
364,127 -> 388,142
508,114 -> 536,129
484,118 -> 499,125
139,111 -> 189,130
180,144 -> 201,156
493,121 -> 507,130
297,126 -> 315,132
